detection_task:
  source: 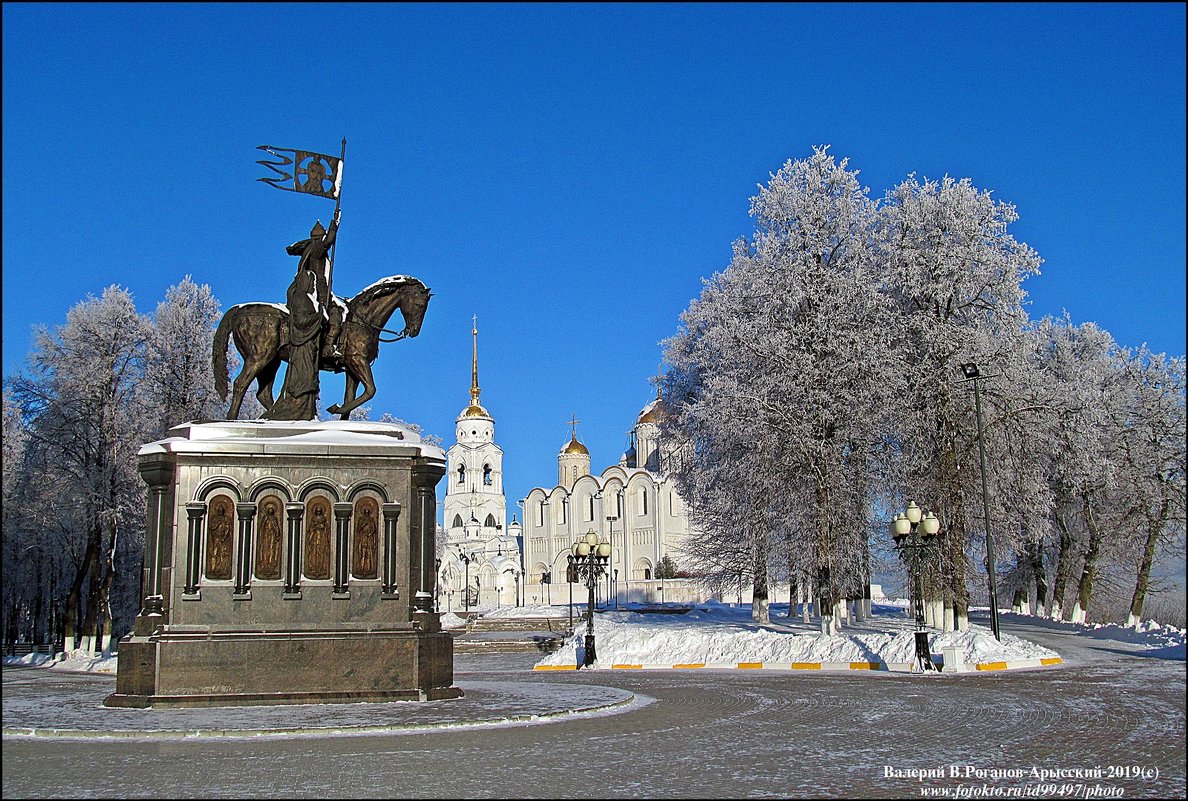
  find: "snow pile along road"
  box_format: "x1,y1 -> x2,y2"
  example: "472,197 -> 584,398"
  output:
535,605 -> 1060,670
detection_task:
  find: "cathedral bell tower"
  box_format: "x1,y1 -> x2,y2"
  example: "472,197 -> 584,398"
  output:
443,317 -> 506,548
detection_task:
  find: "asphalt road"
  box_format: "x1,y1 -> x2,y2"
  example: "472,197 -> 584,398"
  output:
3,615 -> 1183,799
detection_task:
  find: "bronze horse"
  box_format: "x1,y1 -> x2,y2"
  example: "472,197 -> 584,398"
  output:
213,275 -> 431,420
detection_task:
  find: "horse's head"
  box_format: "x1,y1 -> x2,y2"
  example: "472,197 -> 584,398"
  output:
346,276 -> 432,341
396,281 -> 432,338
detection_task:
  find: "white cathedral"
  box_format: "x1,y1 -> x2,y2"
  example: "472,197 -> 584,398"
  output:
520,388 -> 698,607
437,319 -> 523,613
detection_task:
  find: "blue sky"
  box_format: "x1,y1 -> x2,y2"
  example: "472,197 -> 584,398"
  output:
4,3 -> 1185,515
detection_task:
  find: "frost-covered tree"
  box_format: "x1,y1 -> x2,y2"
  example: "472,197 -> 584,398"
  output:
874,173 -> 1042,628
664,147 -> 895,628
1112,346 -> 1186,626
1029,317 -> 1126,622
142,276 -> 224,436
10,286 -> 151,654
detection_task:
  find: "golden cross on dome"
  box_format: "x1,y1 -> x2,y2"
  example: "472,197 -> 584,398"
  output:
567,414 -> 581,436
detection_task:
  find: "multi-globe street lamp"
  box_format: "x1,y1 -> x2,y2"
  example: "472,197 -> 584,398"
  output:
570,530 -> 612,667
891,501 -> 944,672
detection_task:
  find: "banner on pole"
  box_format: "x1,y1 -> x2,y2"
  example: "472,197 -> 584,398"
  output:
256,145 -> 343,200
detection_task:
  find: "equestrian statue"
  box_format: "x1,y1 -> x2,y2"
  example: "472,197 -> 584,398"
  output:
213,208 -> 431,421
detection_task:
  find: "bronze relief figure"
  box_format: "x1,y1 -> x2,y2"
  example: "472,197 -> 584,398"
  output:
304,498 -> 332,580
255,497 -> 283,580
352,498 -> 380,579
205,495 -> 235,581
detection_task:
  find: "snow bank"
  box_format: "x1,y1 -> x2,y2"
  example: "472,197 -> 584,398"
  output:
2,649 -> 118,673
999,612 -> 1186,659
439,612 -> 469,630
479,604 -> 576,619
535,606 -> 1059,670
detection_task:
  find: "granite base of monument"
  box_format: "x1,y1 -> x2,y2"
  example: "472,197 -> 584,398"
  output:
105,419 -> 459,708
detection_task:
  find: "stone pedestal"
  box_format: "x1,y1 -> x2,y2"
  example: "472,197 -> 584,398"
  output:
106,419 -> 459,708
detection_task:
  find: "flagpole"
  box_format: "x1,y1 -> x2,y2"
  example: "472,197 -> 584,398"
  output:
328,137 -> 346,296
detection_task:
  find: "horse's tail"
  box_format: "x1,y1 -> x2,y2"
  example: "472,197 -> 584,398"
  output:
212,308 -> 235,400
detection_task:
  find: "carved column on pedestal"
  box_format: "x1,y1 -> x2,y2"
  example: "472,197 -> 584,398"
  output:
333,502 -> 353,596
234,503 -> 257,598
137,453 -> 176,623
183,502 -> 206,596
410,461 -> 443,622
381,502 -> 402,597
284,502 -> 304,596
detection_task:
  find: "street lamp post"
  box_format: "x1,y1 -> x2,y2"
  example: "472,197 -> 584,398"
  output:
961,362 -> 1002,641
605,514 -> 618,609
891,501 -> 944,672
570,530 -> 612,667
567,555 -> 574,633
514,568 -> 521,607
459,549 -> 473,614
434,558 -> 441,613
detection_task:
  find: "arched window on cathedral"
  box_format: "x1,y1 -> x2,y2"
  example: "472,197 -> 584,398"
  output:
452,514 -> 463,529
484,514 -> 496,528
587,495 -> 595,521
457,465 -> 465,484
638,487 -> 648,516
483,464 -> 492,485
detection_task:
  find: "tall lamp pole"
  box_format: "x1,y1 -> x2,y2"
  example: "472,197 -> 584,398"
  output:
567,555 -> 574,633
459,549 -> 473,614
960,363 -> 1002,641
571,530 -> 612,667
606,514 -> 619,609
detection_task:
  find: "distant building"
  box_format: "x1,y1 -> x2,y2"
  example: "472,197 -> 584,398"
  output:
437,319 -> 522,612
521,388 -> 700,607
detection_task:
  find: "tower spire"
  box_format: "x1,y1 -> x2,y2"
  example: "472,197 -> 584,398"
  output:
470,314 -> 480,406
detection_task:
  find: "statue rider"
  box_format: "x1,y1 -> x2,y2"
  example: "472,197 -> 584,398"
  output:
262,209 -> 340,420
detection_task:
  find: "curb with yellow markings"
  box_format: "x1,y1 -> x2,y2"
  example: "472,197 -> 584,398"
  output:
533,657 -> 1063,673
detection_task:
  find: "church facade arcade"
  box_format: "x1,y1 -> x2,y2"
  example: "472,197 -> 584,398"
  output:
521,391 -> 700,607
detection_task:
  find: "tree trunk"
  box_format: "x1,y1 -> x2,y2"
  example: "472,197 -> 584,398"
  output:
1025,540 -> 1048,613
1011,586 -> 1028,614
1071,493 -> 1103,624
751,536 -> 770,624
1128,499 -> 1169,626
97,522 -> 119,653
81,523 -> 105,656
63,535 -> 99,654
1050,507 -> 1074,620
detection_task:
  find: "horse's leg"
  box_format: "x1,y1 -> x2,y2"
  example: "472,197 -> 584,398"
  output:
339,374 -> 359,420
256,358 -> 281,409
327,355 -> 376,418
229,345 -> 258,420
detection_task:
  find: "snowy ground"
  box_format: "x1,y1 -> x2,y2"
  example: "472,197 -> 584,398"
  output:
4,650 -> 117,673
6,600 -> 1183,674
462,598 -> 1186,670
533,600 -> 1060,670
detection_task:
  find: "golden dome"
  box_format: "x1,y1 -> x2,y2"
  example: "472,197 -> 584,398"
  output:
560,435 -> 589,455
462,402 -> 491,418
637,398 -> 666,425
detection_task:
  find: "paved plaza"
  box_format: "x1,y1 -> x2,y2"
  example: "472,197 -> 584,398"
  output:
3,615 -> 1184,799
